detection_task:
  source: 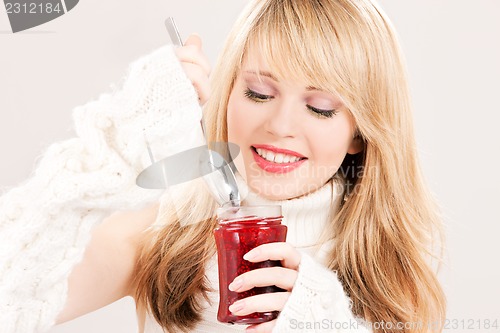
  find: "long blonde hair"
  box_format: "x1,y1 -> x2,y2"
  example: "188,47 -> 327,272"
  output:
132,1 -> 446,332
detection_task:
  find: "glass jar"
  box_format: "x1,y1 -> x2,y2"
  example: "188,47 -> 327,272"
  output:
214,204 -> 287,324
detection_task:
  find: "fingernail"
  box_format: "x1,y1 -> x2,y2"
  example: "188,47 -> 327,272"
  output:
243,249 -> 259,261
229,300 -> 245,313
228,276 -> 243,291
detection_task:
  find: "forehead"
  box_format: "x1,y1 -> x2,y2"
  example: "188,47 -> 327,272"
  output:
240,48 -> 274,79
239,36 -> 337,93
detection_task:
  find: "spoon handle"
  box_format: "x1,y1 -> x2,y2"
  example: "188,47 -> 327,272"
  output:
165,17 -> 183,47
164,18 -> 240,206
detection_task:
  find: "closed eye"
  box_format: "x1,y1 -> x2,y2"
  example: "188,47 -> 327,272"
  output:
244,88 -> 274,103
307,105 -> 338,118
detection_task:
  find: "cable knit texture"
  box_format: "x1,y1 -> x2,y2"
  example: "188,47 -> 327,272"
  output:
1,45 -> 371,333
272,254 -> 371,333
0,45 -> 203,333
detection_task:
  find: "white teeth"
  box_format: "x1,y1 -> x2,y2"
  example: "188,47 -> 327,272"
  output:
255,148 -> 302,164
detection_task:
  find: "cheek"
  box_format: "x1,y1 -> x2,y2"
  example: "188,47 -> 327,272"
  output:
227,94 -> 255,177
226,95 -> 244,144
227,95 -> 262,145
309,119 -> 353,166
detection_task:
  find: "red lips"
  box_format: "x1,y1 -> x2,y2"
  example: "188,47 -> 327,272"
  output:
252,144 -> 306,158
251,144 -> 307,174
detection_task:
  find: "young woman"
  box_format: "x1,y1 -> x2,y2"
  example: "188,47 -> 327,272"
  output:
0,1 -> 446,332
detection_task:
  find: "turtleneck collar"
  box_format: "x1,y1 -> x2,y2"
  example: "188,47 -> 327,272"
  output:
235,174 -> 345,249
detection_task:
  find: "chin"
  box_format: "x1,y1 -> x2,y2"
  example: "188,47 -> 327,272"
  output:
245,177 -> 308,201
235,155 -> 320,200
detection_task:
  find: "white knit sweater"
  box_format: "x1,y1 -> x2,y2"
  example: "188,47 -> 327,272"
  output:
0,45 -> 204,333
0,46 -> 371,333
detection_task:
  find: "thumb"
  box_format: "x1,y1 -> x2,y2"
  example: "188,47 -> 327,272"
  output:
184,34 -> 203,49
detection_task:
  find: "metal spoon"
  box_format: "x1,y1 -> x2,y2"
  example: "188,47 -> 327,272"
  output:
165,17 -> 240,206
136,18 -> 240,207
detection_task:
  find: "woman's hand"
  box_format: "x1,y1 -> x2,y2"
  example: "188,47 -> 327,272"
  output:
174,34 -> 211,105
228,242 -> 302,333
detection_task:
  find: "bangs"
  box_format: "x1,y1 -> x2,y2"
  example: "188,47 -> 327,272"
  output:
240,0 -> 346,96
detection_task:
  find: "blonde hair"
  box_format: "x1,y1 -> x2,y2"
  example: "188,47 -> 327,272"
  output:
132,1 -> 446,332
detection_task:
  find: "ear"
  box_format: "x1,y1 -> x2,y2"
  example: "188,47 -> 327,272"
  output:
347,135 -> 364,155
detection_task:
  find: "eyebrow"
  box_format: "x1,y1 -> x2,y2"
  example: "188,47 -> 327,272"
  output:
244,70 -> 324,92
244,70 -> 278,82
306,85 -> 323,92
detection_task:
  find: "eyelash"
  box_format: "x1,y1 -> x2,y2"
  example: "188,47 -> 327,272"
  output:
244,88 -> 338,119
244,88 -> 272,103
306,105 -> 338,118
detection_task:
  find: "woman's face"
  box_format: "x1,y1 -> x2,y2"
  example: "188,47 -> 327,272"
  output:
227,51 -> 362,200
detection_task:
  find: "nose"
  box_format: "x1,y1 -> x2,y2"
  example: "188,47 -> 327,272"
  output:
263,100 -> 298,138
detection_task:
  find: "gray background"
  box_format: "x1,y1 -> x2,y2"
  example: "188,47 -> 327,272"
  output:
1,1 -> 499,332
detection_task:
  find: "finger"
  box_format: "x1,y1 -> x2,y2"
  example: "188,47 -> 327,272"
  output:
243,242 -> 301,270
175,46 -> 212,75
229,266 -> 298,292
228,292 -> 290,316
246,319 -> 277,333
180,62 -> 211,104
184,33 -> 202,49
175,35 -> 211,75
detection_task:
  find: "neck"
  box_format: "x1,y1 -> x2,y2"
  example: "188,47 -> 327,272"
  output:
235,174 -> 345,248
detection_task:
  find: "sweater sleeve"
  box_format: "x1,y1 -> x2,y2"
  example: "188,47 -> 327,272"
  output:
272,253 -> 373,333
0,45 -> 204,333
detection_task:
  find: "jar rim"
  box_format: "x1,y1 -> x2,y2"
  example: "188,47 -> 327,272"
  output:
216,204 -> 282,221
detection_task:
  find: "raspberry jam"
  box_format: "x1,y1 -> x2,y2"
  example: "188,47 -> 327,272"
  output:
214,205 -> 287,324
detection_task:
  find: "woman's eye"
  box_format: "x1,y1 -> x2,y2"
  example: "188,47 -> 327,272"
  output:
307,105 -> 338,118
244,88 -> 274,103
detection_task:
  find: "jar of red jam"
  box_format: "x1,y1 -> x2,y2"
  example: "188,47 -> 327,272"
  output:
214,204 -> 287,324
